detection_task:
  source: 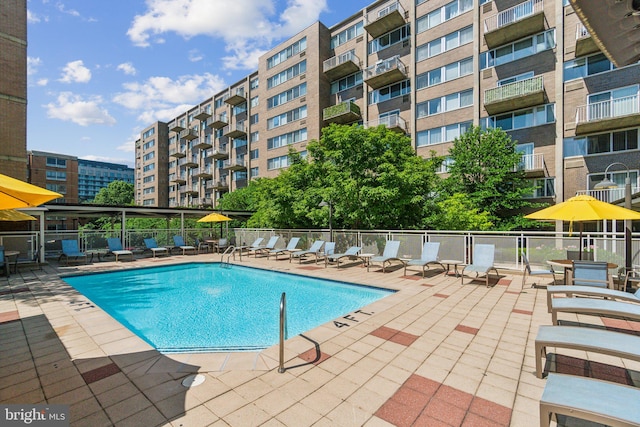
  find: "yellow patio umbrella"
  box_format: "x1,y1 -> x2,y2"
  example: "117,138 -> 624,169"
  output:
0,209 -> 37,221
197,212 -> 232,239
0,173 -> 62,209
525,195 -> 640,259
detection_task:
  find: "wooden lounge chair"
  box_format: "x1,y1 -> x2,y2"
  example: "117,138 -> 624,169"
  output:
289,240 -> 324,263
404,242 -> 444,278
461,244 -> 499,287
535,325 -> 640,378
106,238 -> 134,262
550,297 -> 640,325
367,240 -> 404,272
540,373 -> 640,427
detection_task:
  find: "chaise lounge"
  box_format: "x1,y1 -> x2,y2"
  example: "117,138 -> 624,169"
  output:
107,238 -> 134,262
289,240 -> 324,263
325,246 -> 361,268
461,244 -> 499,287
550,297 -> 640,325
367,240 -> 404,273
404,242 -> 444,278
144,238 -> 169,258
59,240 -> 87,265
267,237 -> 300,260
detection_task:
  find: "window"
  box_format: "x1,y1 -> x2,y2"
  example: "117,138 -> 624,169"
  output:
250,132 -> 259,143
588,171 -> 639,192
142,128 -> 155,139
416,57 -> 473,90
250,167 -> 259,178
267,37 -> 307,69
45,183 -> 66,194
250,113 -> 259,124
46,171 -> 66,181
267,83 -> 306,109
142,152 -> 155,161
564,129 -> 639,157
417,89 -> 473,118
267,129 -> 307,149
417,121 -> 472,146
330,72 -> 363,94
417,26 -> 472,60
143,175 -> 155,183
233,102 -> 246,115
214,98 -> 225,109
368,24 -> 410,54
586,85 -> 639,121
498,71 -> 534,86
526,178 -> 555,198
564,53 -> 614,81
480,29 -> 556,69
416,0 -> 472,33
143,164 -> 155,172
143,187 -> 155,194
250,149 -> 259,159
267,106 -> 307,130
143,139 -> 155,150
481,104 -> 556,131
250,78 -> 259,89
250,96 -> 259,107
267,60 -> 306,89
331,21 -> 364,48
46,157 -> 66,168
369,80 -> 411,104
267,154 -> 292,170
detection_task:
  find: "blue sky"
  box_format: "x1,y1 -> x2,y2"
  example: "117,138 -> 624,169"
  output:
26,0 -> 369,168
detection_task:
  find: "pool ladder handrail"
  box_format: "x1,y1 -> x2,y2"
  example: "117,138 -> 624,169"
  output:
221,245 -> 236,264
278,292 -> 286,373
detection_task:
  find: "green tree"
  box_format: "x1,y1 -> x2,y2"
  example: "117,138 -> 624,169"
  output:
443,126 -> 535,230
425,193 -> 493,230
92,181 -> 134,205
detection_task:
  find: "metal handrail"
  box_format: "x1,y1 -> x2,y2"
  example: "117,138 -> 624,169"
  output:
221,245 -> 236,264
278,292 -> 286,373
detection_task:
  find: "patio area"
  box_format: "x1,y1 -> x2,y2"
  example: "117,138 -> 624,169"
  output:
1,251 -> 639,426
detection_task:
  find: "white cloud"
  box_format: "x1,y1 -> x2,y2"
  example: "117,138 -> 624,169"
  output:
112,72 -> 226,123
45,92 -> 116,126
127,0 -> 327,70
117,62 -> 137,76
56,2 -> 80,17
27,9 -> 41,23
36,78 -> 48,86
80,154 -> 134,167
188,49 -> 203,62
27,57 -> 42,75
59,60 -> 92,83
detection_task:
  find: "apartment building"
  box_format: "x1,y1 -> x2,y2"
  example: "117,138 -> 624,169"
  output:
77,159 -> 134,203
0,0 -> 28,180
136,0 -> 640,211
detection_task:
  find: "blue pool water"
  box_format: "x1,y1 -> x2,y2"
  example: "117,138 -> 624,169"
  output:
62,263 -> 393,352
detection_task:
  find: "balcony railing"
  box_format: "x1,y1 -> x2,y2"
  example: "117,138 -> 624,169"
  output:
323,101 -> 361,123
363,56 -> 407,89
364,1 -> 406,38
576,187 -> 640,203
323,51 -> 360,80
576,95 -> 640,124
485,76 -> 544,105
515,153 -> 545,173
363,114 -> 407,133
484,0 -> 543,32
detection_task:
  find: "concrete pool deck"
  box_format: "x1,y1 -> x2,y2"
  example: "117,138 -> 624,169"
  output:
1,252 -> 639,426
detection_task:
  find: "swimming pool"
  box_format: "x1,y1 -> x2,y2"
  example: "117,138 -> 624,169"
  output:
62,263 -> 394,352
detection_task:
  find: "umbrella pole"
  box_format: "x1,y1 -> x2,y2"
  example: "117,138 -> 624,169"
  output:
579,223 -> 584,260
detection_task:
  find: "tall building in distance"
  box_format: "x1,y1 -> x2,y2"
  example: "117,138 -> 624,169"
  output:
77,159 -> 134,203
136,0 -> 640,210
0,0 -> 28,180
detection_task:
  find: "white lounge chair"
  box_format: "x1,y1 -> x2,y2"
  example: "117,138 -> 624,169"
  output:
367,240 -> 404,273
461,244 -> 499,287
325,246 -> 361,268
289,240 -> 324,263
540,373 -> 640,427
267,237 -> 300,260
535,325 -> 640,378
404,242 -> 444,278
546,285 -> 640,313
173,235 -> 197,255
248,236 -> 279,257
550,297 -> 640,325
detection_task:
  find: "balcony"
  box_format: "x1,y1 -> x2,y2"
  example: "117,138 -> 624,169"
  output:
225,88 -> 246,106
170,123 -> 185,133
364,114 -> 407,134
483,0 -> 545,49
225,122 -> 246,139
364,56 -> 407,90
515,153 -> 546,177
208,147 -> 229,159
575,95 -> 640,135
209,179 -> 229,190
484,75 -> 545,115
171,174 -> 186,184
180,129 -> 198,141
193,111 -> 211,121
323,51 -> 361,81
364,1 -> 406,39
575,23 -> 599,57
223,159 -> 246,171
192,139 -> 213,150
577,186 -> 640,204
184,156 -> 199,168
207,115 -> 228,129
185,185 -> 199,195
169,148 -> 186,158
323,101 -> 361,124
194,166 -> 213,179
